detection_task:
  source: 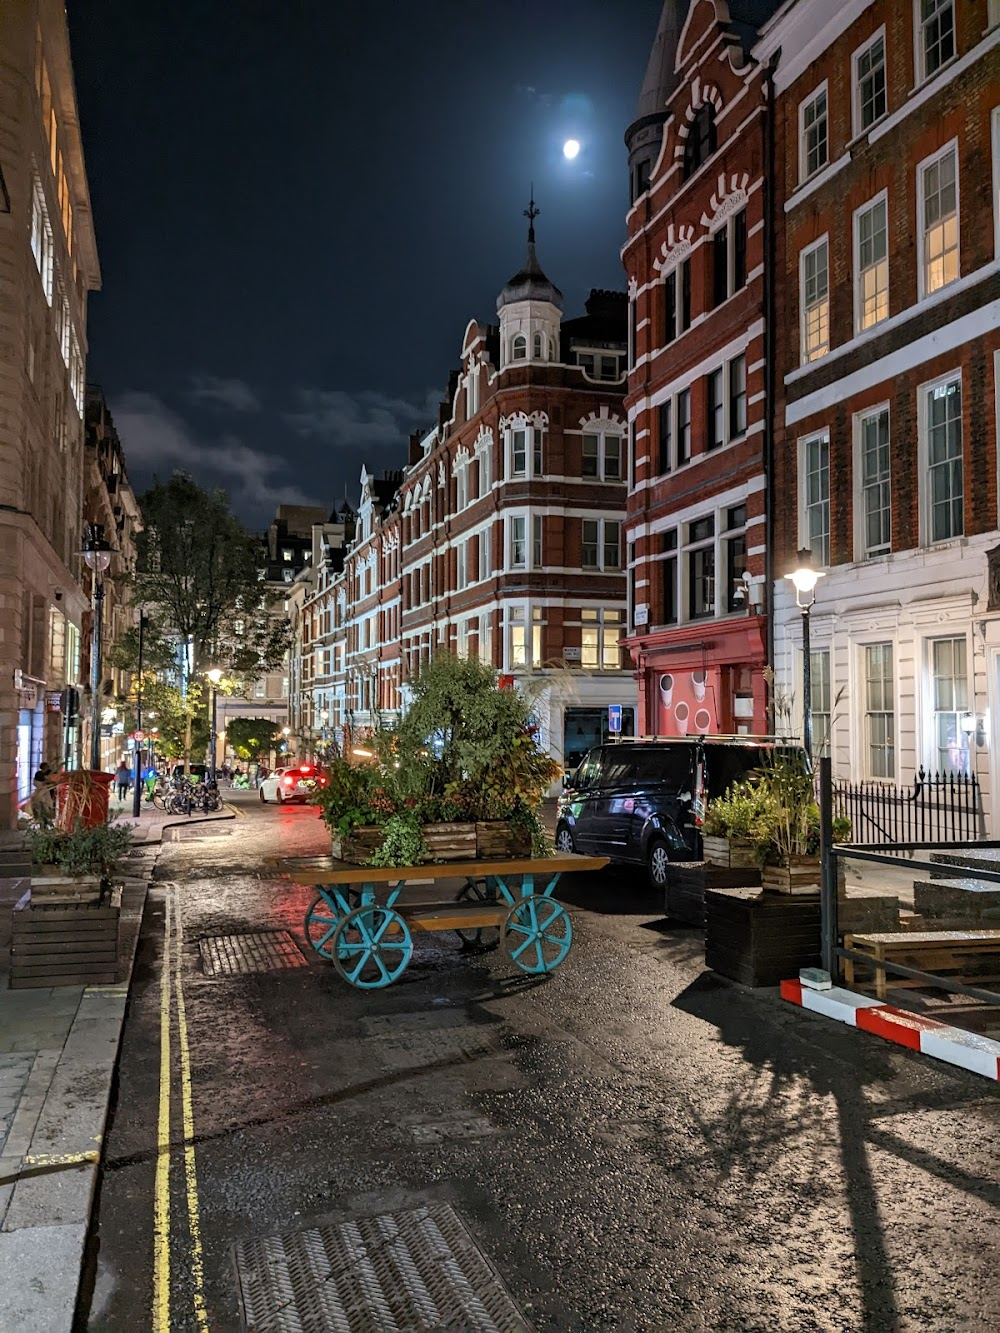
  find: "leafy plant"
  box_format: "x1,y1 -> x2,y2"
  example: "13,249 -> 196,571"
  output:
367,815 -> 427,868
702,782 -> 772,840
30,820 -> 134,880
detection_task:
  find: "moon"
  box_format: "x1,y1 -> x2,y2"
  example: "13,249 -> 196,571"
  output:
562,138 -> 580,160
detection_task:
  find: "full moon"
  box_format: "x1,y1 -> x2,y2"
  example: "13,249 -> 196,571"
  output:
563,138 -> 580,160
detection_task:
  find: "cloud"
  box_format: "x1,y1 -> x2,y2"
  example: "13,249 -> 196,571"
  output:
284,388 -> 439,453
111,391 -> 310,524
189,375 -> 261,413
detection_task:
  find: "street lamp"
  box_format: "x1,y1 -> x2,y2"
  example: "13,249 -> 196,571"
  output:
81,524 -> 112,771
320,708 -> 329,748
785,549 -> 826,762
281,725 -> 291,757
206,668 -> 223,782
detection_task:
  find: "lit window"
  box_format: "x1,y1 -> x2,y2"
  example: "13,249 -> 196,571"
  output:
509,516 -> 527,568
858,407 -> 891,557
853,31 -> 886,132
919,0 -> 955,81
924,377 -> 963,542
800,86 -> 828,181
801,238 -> 829,363
920,143 -> 959,296
509,606 -> 527,668
801,433 -> 830,565
855,195 -> 889,330
580,609 -> 622,671
863,643 -> 895,778
930,637 -> 969,774
282,549 -> 293,562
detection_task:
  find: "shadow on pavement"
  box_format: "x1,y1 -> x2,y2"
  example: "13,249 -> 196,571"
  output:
557,869 -> 662,917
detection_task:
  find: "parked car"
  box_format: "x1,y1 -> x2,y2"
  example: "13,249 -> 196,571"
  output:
258,763 -> 326,805
170,763 -> 209,782
556,738 -> 803,889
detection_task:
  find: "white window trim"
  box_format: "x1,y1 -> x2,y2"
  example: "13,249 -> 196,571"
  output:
852,26 -> 887,138
916,137 -> 960,301
507,513 -> 528,571
852,402 -> 891,561
581,517 -> 622,573
921,632 -> 973,775
856,638 -> 898,782
798,80 -> 829,185
797,429 -> 831,566
799,234 -> 830,365
913,0 -> 957,87
918,367 -> 964,546
581,429 -> 625,482
853,190 -> 890,334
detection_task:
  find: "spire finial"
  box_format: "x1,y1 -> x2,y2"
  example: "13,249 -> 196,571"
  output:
524,186 -> 539,244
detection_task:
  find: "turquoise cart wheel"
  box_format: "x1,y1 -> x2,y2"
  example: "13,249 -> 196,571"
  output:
503,896 -> 572,974
332,905 -> 413,989
303,894 -> 344,960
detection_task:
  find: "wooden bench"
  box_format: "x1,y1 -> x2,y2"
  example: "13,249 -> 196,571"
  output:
844,929 -> 1000,1001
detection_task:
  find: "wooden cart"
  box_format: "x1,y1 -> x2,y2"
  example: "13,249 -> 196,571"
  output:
282,853 -> 608,989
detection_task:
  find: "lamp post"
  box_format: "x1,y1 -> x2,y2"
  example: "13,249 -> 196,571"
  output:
81,524 -> 112,772
785,549 -> 826,763
319,708 -> 329,756
131,611 -> 147,817
206,668 -> 223,782
281,725 -> 291,759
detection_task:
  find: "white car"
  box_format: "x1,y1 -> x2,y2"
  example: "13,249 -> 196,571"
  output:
258,764 -> 323,804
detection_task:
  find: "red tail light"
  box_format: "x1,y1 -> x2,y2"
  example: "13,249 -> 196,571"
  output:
299,765 -> 311,773
283,776 -> 294,787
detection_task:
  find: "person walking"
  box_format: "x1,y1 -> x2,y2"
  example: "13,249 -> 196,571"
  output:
114,760 -> 131,802
31,762 -> 56,821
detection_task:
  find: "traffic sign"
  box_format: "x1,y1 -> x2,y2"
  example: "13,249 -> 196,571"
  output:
608,704 -> 622,734
132,730 -> 146,742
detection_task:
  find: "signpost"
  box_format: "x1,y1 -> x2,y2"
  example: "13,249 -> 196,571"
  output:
608,704 -> 622,739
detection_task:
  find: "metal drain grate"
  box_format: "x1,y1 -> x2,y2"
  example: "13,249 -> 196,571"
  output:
199,930 -> 308,977
370,1026 -> 497,1072
233,1202 -> 533,1332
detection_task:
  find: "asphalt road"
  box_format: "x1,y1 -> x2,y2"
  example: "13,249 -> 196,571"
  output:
82,793 -> 1000,1332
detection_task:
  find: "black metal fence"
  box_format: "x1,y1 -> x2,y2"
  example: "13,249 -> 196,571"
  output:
831,767 -> 982,844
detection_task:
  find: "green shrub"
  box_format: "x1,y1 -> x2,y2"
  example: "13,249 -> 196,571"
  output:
367,815 -> 427,868
30,820 -> 133,879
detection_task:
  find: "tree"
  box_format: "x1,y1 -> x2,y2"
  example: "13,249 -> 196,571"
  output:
225,717 -> 283,761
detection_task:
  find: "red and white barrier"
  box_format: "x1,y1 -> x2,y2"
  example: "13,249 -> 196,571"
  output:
781,979 -> 1000,1081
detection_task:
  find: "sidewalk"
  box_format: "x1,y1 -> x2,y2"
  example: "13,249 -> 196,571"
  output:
0,803 -> 234,1332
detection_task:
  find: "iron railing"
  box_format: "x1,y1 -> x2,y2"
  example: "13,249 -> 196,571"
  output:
831,767 -> 982,845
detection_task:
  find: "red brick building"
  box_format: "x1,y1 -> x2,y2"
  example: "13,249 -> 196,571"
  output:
622,0 -> 781,739
759,0 -> 1000,809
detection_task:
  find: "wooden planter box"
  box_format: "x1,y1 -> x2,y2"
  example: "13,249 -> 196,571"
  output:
705,887 -> 821,987
665,861 -> 762,927
701,835 -> 758,870
29,873 -> 103,906
10,886 -> 120,988
331,819 -> 530,864
761,855 -> 822,896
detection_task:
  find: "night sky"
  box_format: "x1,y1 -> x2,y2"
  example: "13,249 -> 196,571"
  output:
67,1 -> 663,528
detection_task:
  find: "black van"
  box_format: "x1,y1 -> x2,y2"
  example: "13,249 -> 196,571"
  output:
555,738 -> 801,888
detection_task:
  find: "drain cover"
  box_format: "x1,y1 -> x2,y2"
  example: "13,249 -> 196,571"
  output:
370,1026 -> 496,1071
199,930 -> 307,977
233,1202 -> 532,1332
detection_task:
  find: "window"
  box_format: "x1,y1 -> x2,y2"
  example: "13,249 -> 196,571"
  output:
604,436 -> 621,480
680,259 -> 691,332
631,157 -> 651,204
707,370 -> 724,450
924,377 -> 963,542
733,209 -> 746,291
533,432 -> 543,476
531,607 -> 543,668
930,637 -> 969,773
253,679 -> 266,699
604,521 -> 621,570
729,355 -> 747,439
802,433 -> 830,565
629,420 -> 636,486
864,643 -> 895,778
683,103 -> 716,179
711,211 -> 747,307
800,85 -> 829,181
510,516 -> 527,568
582,519 -> 620,570
661,529 -> 678,625
858,407 -> 891,557
479,443 -> 492,496
686,517 -> 715,620
455,460 -> 470,511
677,389 -> 691,465
855,195 -> 889,330
810,649 -> 832,753
30,179 -> 53,304
282,548 -> 293,562
533,515 -> 543,567
457,540 -> 469,590
511,429 -> 527,477
512,334 -> 527,361
724,505 -> 747,613
920,143 -> 959,296
918,0 -> 955,80
583,521 -> 599,569
282,568 -> 293,583
582,433 -> 621,480
533,332 -> 542,359
854,31 -> 886,133
581,609 -> 623,670
479,528 -> 490,579
657,401 -> 672,475
801,238 -> 830,363
663,270 -> 676,346
713,226 -> 728,308
629,299 -> 637,369
509,607 -> 527,669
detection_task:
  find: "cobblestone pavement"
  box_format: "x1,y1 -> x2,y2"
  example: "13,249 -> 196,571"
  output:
84,794 -> 1000,1332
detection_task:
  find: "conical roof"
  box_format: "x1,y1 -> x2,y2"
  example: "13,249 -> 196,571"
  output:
497,196 -> 563,312
627,0 -> 689,146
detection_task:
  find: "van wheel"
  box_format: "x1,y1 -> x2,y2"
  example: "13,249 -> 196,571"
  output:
647,839 -> 670,890
555,824 -> 575,854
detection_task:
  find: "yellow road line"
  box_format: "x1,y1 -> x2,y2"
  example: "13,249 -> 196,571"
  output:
24,1149 -> 100,1167
152,890 -> 172,1333
172,893 -> 210,1331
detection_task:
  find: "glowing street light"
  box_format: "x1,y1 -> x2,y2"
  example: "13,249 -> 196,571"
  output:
785,549 -> 826,762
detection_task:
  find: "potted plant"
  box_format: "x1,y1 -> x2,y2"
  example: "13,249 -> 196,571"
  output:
701,782 -> 771,869
28,820 -> 134,904
313,655 -> 560,866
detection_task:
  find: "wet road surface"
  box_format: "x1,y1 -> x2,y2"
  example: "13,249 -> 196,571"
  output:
83,794 -> 1000,1331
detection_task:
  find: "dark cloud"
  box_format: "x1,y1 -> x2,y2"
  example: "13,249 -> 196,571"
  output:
189,375 -> 261,413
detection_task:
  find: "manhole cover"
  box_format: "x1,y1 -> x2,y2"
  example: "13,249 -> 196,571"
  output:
233,1202 -> 533,1332
407,1114 -> 496,1146
371,1026 -> 496,1071
199,931 -> 308,977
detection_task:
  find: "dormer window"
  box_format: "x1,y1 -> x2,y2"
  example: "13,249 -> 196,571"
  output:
683,104 -> 716,180
533,332 -> 543,359
512,334 -> 527,360
282,548 -> 293,562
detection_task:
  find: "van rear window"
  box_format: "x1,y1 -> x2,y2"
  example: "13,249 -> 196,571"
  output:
702,745 -> 803,799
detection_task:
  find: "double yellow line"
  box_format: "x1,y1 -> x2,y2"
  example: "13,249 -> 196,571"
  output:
153,887 -> 210,1332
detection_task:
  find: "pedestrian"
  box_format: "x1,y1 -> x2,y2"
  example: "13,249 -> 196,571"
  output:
31,762 -> 56,821
114,760 -> 131,802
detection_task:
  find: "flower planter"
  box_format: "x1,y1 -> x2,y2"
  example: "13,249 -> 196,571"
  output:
665,861 -> 762,927
761,855 -> 822,896
331,819 -> 530,865
29,872 -> 104,907
701,835 -> 758,870
11,885 -> 121,988
705,887 -> 821,987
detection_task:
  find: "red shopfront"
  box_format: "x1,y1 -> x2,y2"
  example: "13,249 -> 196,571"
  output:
630,618 -> 768,739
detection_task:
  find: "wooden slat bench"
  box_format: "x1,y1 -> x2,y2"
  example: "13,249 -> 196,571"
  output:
844,929 -> 1000,1001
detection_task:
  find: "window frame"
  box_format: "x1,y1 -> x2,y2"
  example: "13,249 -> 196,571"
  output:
919,370 -> 964,545
684,516 -> 716,621
581,518 -> 621,572
861,640 -> 896,780
798,430 -> 831,567
927,634 -> 971,775
799,81 -> 829,183
852,27 -> 887,136
853,191 -> 890,333
917,138 -> 960,300
854,403 -> 892,560
915,0 -> 956,84
508,514 -> 527,569
800,235 -> 830,364
710,208 -> 748,308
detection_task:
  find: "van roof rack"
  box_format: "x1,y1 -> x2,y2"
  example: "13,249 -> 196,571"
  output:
616,733 -> 788,744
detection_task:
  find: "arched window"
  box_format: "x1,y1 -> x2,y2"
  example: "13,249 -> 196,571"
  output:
683,103 -> 716,180
512,334 -> 527,360
532,332 -> 543,359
